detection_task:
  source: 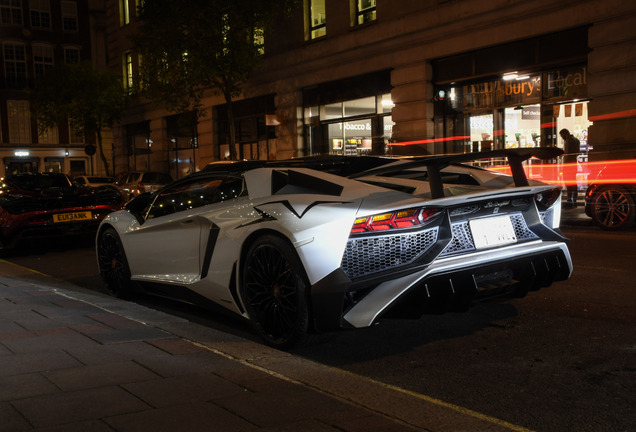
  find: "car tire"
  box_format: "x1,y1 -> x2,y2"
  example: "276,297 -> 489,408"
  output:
241,235 -> 310,349
97,227 -> 135,298
590,186 -> 635,230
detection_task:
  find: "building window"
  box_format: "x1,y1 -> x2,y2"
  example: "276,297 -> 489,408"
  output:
64,47 -> 80,64
3,42 -> 27,88
37,122 -> 59,144
33,44 -> 54,77
120,0 -> 129,25
61,1 -> 77,31
69,121 -> 84,144
354,0 -> 376,25
7,100 -> 32,144
44,157 -> 63,173
123,51 -> 133,91
304,93 -> 392,156
307,0 -> 326,39
1,0 -> 22,25
29,0 -> 51,29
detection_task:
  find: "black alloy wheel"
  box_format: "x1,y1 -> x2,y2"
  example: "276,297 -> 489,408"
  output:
97,227 -> 134,298
241,235 -> 309,349
590,186 -> 635,230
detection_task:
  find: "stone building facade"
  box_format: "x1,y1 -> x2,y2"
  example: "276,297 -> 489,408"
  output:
105,0 -> 636,180
0,0 -> 107,177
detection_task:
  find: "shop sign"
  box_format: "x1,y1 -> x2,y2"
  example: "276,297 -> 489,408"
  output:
544,66 -> 587,100
344,121 -> 371,131
462,76 -> 542,110
522,106 -> 540,119
457,65 -> 587,110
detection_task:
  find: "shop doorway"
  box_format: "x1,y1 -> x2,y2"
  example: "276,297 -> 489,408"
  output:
69,160 -> 86,177
554,101 -> 591,159
4,157 -> 39,175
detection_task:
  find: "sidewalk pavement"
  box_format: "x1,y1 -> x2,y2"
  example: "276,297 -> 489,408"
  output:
560,200 -> 592,228
0,261 -> 530,432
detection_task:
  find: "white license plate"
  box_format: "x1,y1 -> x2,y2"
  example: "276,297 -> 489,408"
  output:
469,216 -> 517,249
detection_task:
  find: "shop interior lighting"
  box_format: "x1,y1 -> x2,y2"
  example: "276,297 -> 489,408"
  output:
503,72 -> 518,80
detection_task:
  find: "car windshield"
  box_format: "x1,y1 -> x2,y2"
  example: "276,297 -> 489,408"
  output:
5,174 -> 73,190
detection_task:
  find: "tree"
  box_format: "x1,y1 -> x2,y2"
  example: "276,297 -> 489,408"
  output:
30,63 -> 129,176
134,0 -> 298,160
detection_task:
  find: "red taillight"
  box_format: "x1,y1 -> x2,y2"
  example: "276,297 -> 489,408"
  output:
584,185 -> 598,201
351,208 -> 440,234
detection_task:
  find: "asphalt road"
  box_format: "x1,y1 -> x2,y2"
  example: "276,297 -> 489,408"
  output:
4,225 -> 635,432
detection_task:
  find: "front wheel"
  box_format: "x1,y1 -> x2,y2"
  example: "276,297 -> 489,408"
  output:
97,227 -> 134,298
590,187 -> 635,230
240,235 -> 309,349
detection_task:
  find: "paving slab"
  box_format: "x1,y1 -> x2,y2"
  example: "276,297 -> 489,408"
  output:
0,260 -> 529,432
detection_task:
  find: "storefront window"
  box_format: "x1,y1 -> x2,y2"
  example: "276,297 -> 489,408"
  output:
504,104 -> 540,148
44,158 -> 63,173
438,65 -> 589,156
327,119 -> 373,155
381,94 -> 394,113
305,93 -> 392,156
343,96 -> 375,117
215,95 -> 276,160
324,102 -> 342,120
469,114 -> 494,152
383,116 -> 394,141
125,121 -> 151,171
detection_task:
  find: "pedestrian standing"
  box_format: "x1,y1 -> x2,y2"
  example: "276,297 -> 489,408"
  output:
559,128 -> 580,207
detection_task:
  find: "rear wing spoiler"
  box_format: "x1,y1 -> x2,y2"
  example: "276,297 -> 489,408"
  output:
350,148 -> 564,199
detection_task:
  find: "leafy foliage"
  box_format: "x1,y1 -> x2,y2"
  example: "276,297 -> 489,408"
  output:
30,63 -> 129,176
134,0 -> 299,159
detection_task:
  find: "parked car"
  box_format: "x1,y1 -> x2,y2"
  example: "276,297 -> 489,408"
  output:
96,149 -> 572,348
119,171 -> 173,199
0,172 -> 125,250
585,183 -> 635,230
74,175 -> 118,188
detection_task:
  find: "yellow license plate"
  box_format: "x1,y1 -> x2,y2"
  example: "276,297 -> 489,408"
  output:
53,211 -> 92,223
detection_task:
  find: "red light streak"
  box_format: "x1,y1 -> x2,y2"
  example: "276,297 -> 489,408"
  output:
589,109 -> 636,121
389,136 -> 470,147
487,159 -> 636,186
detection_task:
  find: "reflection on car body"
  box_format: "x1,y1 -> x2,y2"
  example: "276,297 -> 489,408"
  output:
96,149 -> 572,348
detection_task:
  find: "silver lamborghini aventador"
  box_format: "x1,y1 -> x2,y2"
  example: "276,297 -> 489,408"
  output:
96,149 -> 572,348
